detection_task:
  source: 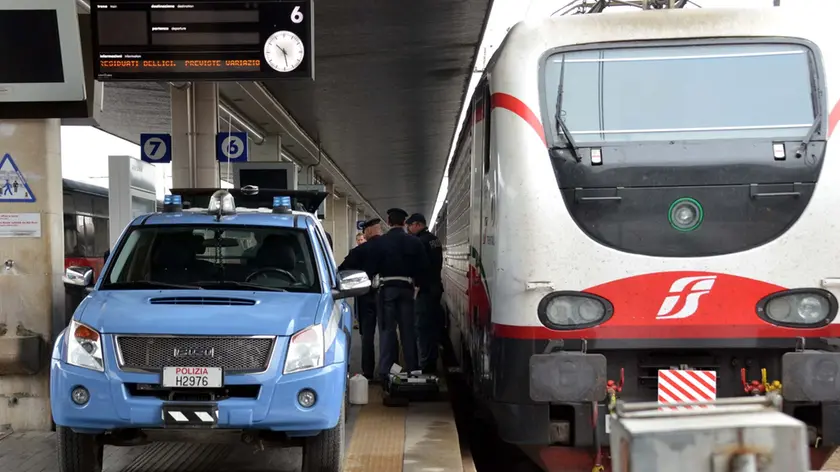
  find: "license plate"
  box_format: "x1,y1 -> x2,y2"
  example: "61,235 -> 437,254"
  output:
162,367 -> 223,388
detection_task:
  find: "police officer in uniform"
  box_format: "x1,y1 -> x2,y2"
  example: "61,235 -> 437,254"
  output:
406,213 -> 444,374
338,218 -> 395,380
366,208 -> 430,384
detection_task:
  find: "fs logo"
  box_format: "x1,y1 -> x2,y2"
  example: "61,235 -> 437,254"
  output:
656,275 -> 717,320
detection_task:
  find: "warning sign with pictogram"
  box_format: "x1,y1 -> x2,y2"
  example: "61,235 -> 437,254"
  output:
0,153 -> 36,203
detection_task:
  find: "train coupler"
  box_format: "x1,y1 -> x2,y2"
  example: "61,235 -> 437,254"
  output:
741,367 -> 767,396
606,368 -> 625,412
761,367 -> 783,394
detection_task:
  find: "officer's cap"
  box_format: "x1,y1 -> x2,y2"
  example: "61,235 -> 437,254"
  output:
361,218 -> 381,230
386,208 -> 408,219
406,213 -> 426,225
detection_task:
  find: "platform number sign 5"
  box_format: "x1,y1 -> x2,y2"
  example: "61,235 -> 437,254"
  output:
140,133 -> 172,164
216,131 -> 249,163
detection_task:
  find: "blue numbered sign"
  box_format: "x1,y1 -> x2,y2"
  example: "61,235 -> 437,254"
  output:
216,132 -> 248,163
140,134 -> 172,164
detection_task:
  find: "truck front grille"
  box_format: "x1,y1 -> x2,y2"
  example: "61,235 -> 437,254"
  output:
115,336 -> 275,373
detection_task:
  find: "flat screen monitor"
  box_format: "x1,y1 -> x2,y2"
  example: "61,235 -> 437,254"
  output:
0,0 -> 87,119
232,162 -> 297,191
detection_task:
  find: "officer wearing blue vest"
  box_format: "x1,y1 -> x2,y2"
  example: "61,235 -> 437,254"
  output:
365,208 -> 430,384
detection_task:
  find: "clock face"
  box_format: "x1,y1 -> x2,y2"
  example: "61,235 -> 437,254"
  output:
263,30 -> 305,73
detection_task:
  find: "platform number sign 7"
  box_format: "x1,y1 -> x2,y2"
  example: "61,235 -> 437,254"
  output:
149,140 -> 162,156
291,5 -> 303,23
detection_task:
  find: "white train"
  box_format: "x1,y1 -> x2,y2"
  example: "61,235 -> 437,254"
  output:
435,5 -> 840,471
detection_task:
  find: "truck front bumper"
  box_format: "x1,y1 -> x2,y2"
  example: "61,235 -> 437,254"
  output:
50,359 -> 346,436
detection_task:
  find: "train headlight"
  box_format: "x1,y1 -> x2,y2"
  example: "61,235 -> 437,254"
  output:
538,292 -> 613,329
668,197 -> 704,232
757,289 -> 837,327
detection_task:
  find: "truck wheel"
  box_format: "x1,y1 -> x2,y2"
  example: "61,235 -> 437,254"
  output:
302,400 -> 345,472
57,426 -> 103,472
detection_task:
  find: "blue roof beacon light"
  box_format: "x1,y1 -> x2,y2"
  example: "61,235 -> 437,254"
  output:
163,194 -> 182,212
273,196 -> 292,214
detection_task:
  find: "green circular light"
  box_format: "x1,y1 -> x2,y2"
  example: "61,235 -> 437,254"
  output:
668,197 -> 704,232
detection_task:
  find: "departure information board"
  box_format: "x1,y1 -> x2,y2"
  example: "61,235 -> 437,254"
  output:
91,0 -> 314,81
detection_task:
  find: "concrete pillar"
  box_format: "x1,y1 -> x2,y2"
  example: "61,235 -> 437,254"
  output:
170,83 -> 220,188
0,119 -> 64,431
321,183 -> 335,245
348,203 -> 358,249
333,195 -> 349,263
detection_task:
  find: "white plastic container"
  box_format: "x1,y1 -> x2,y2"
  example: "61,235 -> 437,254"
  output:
348,374 -> 369,405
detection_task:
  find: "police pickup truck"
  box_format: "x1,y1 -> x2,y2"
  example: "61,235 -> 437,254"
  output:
53,188 -> 370,472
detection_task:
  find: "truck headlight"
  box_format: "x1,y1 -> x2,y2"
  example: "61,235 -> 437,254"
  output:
538,292 -> 613,330
757,289 -> 837,327
284,325 -> 324,374
65,321 -> 104,372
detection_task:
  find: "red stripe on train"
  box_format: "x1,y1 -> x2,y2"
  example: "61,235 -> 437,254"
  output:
490,93 -> 547,146
829,98 -> 840,139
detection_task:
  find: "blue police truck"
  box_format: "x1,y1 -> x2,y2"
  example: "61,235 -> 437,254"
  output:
53,188 -> 370,472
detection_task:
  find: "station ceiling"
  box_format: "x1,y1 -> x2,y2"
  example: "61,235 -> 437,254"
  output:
77,0 -> 495,218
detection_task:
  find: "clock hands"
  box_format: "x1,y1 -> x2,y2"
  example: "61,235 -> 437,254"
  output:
275,45 -> 290,67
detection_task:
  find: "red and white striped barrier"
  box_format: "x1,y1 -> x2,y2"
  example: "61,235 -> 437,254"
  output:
657,369 -> 717,409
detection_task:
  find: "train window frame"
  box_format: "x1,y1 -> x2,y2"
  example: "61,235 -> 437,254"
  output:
536,37 -> 827,147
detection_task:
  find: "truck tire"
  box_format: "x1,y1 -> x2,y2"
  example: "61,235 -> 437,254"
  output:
302,400 -> 345,472
56,426 -> 103,472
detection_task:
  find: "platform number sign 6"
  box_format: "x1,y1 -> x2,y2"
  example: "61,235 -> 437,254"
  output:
216,131 -> 248,163
291,6 -> 304,23
226,139 -> 239,156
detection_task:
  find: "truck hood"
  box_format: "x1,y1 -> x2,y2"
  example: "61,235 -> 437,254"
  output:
76,290 -> 326,336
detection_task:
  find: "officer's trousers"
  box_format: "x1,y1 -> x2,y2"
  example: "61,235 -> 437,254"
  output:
376,284 -> 419,381
415,286 -> 443,372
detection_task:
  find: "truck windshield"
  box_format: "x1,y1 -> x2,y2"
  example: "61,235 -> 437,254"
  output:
543,42 -> 817,144
101,225 -> 320,293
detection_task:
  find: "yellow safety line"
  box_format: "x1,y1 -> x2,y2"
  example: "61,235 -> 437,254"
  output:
344,385 -> 407,472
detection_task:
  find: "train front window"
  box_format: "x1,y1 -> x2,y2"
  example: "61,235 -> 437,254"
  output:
543,42 -> 817,144
101,225 -> 320,293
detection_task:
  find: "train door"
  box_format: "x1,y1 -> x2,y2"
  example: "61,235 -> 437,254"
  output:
469,80 -> 493,396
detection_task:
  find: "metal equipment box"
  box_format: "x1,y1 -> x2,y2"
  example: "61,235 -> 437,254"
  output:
609,397 -> 809,472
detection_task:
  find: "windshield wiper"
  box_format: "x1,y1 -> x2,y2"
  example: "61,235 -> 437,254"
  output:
104,281 -> 203,290
554,54 -> 581,163
195,281 -> 287,292
795,113 -> 822,158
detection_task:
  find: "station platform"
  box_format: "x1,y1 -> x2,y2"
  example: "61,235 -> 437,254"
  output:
0,329 -> 470,472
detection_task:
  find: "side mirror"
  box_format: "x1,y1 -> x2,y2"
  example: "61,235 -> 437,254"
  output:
333,270 -> 371,299
63,266 -> 94,288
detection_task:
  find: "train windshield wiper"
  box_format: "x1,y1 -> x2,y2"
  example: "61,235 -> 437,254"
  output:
554,55 -> 581,163
795,112 -> 822,158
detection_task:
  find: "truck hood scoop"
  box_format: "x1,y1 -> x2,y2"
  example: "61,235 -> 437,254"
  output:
149,296 -> 256,306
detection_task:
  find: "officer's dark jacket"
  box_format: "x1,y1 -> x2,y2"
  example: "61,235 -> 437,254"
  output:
338,234 -> 380,278
365,227 -> 430,289
416,229 -> 443,291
